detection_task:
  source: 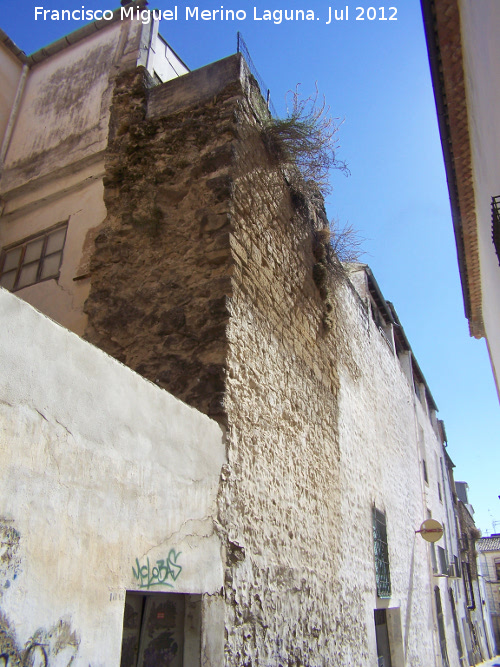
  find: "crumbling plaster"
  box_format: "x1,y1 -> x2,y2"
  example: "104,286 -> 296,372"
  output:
0,19 -> 142,194
0,15 -> 153,338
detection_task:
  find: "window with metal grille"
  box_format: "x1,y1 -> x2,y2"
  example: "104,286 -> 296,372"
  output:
0,221 -> 68,292
437,546 -> 449,576
463,561 -> 475,609
492,195 -> 500,265
373,507 -> 391,598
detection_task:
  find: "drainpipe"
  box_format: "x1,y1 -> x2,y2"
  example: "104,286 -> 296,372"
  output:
0,63 -> 29,174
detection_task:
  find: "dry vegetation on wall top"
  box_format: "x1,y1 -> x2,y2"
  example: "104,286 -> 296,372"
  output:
260,84 -> 364,328
260,84 -> 349,198
85,62 -> 363,427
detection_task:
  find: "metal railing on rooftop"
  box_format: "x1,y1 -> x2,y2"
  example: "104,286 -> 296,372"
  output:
237,32 -> 277,117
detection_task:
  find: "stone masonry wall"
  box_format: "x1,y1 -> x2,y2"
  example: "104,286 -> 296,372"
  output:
84,63 -> 241,420
219,92 -> 354,665
83,55 -> 352,663
83,54 -> 452,665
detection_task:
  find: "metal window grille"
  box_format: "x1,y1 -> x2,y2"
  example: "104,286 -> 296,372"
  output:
437,546 -> 449,575
463,561 -> 475,609
492,195 -> 500,265
373,508 -> 391,598
0,221 -> 68,292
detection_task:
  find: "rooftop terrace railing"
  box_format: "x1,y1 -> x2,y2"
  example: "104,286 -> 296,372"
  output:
237,32 -> 277,117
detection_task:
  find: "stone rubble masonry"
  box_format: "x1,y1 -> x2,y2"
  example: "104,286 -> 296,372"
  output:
82,52 -> 440,665
83,52 -> 350,664
84,58 -> 244,420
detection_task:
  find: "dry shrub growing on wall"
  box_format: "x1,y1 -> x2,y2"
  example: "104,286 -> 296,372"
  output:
469,527 -> 482,540
261,83 -> 349,197
312,220 -> 365,330
329,219 -> 365,263
261,83 -> 364,331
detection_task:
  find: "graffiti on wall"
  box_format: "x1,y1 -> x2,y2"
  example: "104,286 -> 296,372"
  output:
0,613 -> 79,667
0,521 -> 21,597
0,520 -> 80,667
132,550 -> 182,590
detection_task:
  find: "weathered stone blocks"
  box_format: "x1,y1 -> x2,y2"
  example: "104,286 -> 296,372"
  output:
82,54 -> 385,665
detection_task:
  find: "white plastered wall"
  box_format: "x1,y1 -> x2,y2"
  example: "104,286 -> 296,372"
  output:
337,269 -> 466,667
0,289 -> 226,666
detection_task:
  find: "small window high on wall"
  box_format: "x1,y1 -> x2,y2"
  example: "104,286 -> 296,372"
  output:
0,221 -> 68,292
120,592 -> 201,667
373,507 -> 391,599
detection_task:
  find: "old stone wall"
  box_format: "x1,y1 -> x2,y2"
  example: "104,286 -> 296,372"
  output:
83,55 -> 350,663
333,275 -> 440,666
218,90 -> 351,665
82,52 -> 470,665
84,61 -> 243,420
218,89 -> 463,664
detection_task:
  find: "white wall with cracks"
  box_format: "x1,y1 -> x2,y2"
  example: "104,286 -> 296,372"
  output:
0,288 -> 226,666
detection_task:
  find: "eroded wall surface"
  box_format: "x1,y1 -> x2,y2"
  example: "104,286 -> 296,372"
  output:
335,270 -> 471,667
0,288 -> 225,666
83,59 -> 244,421
81,54 -> 467,665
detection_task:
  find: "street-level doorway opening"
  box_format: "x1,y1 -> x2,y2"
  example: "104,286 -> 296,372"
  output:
120,592 -> 201,667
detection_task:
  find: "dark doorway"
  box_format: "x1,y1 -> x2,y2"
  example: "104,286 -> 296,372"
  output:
120,592 -> 200,667
374,608 -> 393,667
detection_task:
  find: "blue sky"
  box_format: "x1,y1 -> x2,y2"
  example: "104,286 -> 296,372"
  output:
2,0 -> 499,534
